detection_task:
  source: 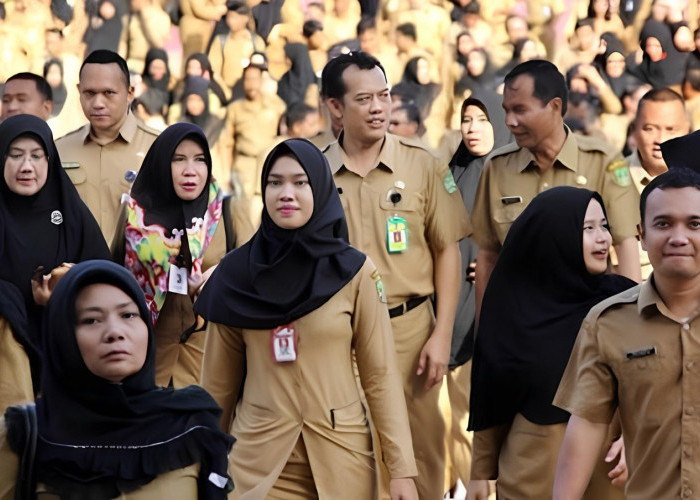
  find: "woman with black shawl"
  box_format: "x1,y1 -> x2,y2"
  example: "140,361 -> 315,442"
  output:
467,187 -> 635,498
277,42 -> 317,107
0,260 -> 234,498
0,114 -> 109,356
454,48 -> 496,96
628,19 -> 688,89
111,122 -> 253,389
393,56 -> 441,120
43,59 -> 67,117
195,139 -> 418,499
595,32 -> 629,99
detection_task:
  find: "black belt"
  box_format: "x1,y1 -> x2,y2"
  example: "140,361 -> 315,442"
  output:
388,296 -> 428,318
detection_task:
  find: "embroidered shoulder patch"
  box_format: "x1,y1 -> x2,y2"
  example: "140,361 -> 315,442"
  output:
370,270 -> 387,303
443,171 -> 458,193
608,159 -> 631,187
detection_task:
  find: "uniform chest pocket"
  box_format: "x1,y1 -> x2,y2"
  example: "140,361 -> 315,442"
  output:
493,204 -> 524,224
62,162 -> 87,185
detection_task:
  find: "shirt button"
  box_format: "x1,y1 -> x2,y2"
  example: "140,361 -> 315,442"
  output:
543,182 -> 549,188
684,448 -> 692,458
685,406 -> 695,416
683,323 -> 690,331
688,361 -> 695,370
683,487 -> 693,498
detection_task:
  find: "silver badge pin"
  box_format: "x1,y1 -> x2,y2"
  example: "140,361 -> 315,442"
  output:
50,210 -> 63,225
125,170 -> 138,183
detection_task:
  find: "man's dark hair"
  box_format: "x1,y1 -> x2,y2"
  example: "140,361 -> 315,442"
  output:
321,51 -> 386,100
574,17 -> 595,31
396,22 -> 416,41
640,167 -> 700,224
226,0 -> 250,14
356,16 -> 377,37
80,50 -> 130,87
396,102 -> 421,126
303,19 -> 323,38
504,59 -> 568,116
285,102 -> 316,129
686,67 -> 700,92
636,87 -> 686,120
5,73 -> 52,101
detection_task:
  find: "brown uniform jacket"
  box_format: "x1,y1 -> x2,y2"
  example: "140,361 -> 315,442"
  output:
56,113 -> 159,243
323,133 -> 471,306
471,129 -> 639,253
0,318 -> 33,414
0,417 -> 200,499
201,260 -> 417,498
555,279 -> 700,500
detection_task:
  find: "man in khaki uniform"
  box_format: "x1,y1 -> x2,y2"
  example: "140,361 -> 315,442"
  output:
222,59 -> 286,210
321,51 -> 471,499
472,60 -> 641,319
1,73 -> 53,121
553,167 -> 700,499
627,88 -> 690,279
56,50 -> 158,243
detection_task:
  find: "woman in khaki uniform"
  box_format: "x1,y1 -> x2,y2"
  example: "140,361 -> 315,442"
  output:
196,139 -> 419,499
0,260 -> 233,498
112,122 -> 253,388
0,281 -> 34,413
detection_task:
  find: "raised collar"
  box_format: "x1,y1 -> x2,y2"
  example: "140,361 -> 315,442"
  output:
82,112 -> 137,145
324,131 -> 395,174
517,126 -> 578,173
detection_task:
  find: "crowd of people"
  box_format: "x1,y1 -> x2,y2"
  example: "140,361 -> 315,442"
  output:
0,0 -> 699,498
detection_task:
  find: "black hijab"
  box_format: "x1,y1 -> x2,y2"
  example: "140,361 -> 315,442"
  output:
142,48 -> 171,93
23,260 -> 233,498
130,122 -> 213,237
455,48 -> 496,96
469,187 -> 635,430
629,19 -> 687,88
181,76 -> 225,145
183,53 -> 229,107
661,128 -> 700,172
0,114 -> 109,344
252,0 -> 282,40
392,57 -> 441,119
277,42 -> 317,107
195,138 -> 366,329
43,58 -> 67,116
595,32 -> 627,98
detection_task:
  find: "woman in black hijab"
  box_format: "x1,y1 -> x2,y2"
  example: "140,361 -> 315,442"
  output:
0,114 -> 109,349
595,32 -> 629,99
195,139 -> 419,499
142,48 -> 172,94
43,59 -> 67,116
277,42 -> 317,107
112,122 -> 251,388
467,187 -> 635,498
180,76 -> 225,146
392,56 -> 441,119
2,260 -> 234,498
454,48 -> 496,96
628,19 -> 688,88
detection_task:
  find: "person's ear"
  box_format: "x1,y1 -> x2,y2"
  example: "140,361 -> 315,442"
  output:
326,97 -> 344,121
548,97 -> 562,115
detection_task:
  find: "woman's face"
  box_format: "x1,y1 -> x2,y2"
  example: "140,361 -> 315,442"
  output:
186,59 -> 203,77
185,94 -> 205,117
264,154 -> 314,229
582,198 -> 612,275
45,64 -> 62,88
4,136 -> 48,196
171,138 -> 208,201
592,0 -> 608,17
605,51 -> 626,78
457,33 -> 475,56
466,50 -> 487,76
148,58 -> 167,81
645,36 -> 664,62
74,283 -> 149,384
461,105 -> 495,157
415,58 -> 430,85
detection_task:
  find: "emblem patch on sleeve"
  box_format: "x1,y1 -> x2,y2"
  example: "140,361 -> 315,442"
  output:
443,171 -> 458,193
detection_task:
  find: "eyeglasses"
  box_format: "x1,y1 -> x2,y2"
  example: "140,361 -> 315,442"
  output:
7,152 -> 47,164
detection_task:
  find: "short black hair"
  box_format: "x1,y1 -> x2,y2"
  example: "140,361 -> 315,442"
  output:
285,102 -> 317,129
5,72 -> 52,101
80,50 -> 130,87
303,19 -> 323,38
321,51 -> 386,100
575,17 -> 595,31
396,102 -> 421,125
504,59 -> 568,116
640,167 -> 700,224
396,22 -> 416,41
226,0 -> 250,14
637,87 -> 685,118
356,16 -> 376,37
686,67 -> 700,92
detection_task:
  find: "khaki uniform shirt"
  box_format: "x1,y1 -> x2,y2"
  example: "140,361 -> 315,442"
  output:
323,134 -> 471,305
471,130 -> 639,253
56,113 -> 159,243
627,150 -> 653,280
0,318 -> 33,414
201,260 -> 418,498
208,31 -> 266,89
555,279 -> 700,500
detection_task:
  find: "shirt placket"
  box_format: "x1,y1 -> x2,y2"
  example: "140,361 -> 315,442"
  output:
680,319 -> 700,499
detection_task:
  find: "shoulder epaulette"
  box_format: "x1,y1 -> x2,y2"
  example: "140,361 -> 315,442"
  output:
586,285 -> 641,322
488,141 -> 520,159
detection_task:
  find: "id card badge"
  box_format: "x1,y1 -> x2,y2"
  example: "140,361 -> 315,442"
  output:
168,264 -> 188,295
387,215 -> 408,253
270,324 -> 298,363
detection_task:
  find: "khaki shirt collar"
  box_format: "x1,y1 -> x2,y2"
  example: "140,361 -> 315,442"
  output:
517,125 -> 578,173
83,112 -> 136,145
627,151 -> 653,194
325,131 -> 394,174
637,277 -> 700,322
